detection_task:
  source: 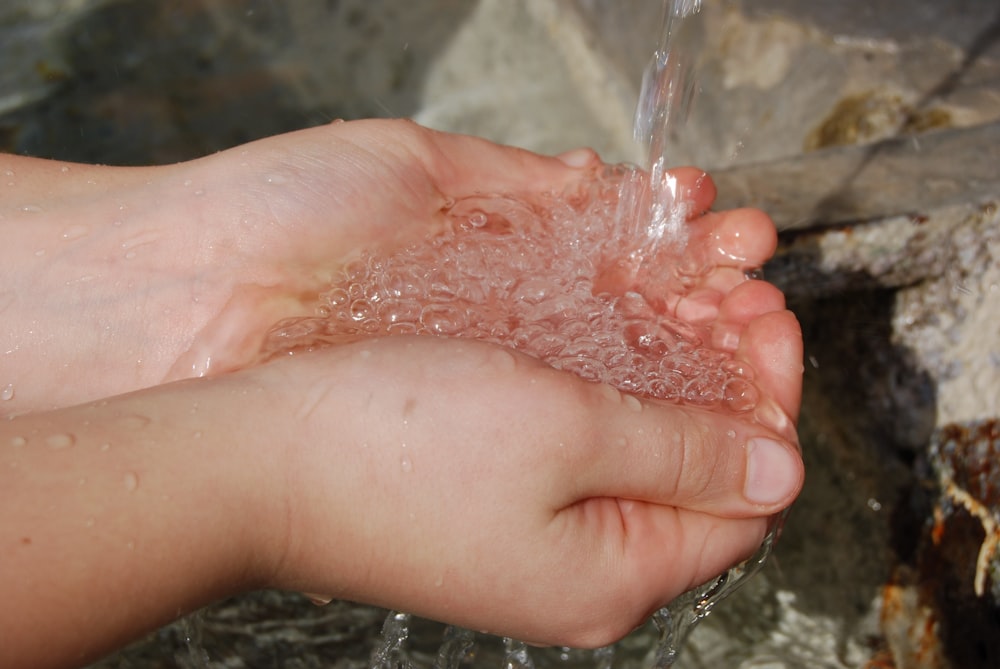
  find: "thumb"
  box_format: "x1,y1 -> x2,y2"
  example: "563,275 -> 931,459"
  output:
568,391 -> 804,518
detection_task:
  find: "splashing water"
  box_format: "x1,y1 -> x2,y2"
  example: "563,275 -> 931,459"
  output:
262,168 -> 758,412
257,1 -> 777,667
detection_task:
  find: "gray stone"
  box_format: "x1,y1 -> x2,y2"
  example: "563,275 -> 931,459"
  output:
2,1 -> 999,667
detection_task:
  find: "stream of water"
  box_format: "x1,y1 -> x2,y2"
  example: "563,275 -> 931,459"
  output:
190,1 -> 780,667
271,1 -> 780,667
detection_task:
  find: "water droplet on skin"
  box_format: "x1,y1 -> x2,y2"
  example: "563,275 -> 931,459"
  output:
117,415 -> 151,430
727,429 -> 737,439
623,394 -> 643,413
46,433 -> 76,450
10,436 -> 26,447
264,173 -> 288,185
99,443 -> 111,452
304,593 -> 333,606
21,205 -> 43,213
401,455 -> 413,473
123,471 -> 139,492
60,166 -> 70,173
489,348 -> 517,372
78,477 -> 87,486
85,517 -> 95,528
61,225 -> 89,241
1,384 -> 14,401
194,189 -> 205,196
598,383 -> 622,404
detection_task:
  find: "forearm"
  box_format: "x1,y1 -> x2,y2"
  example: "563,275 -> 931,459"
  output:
0,154 -> 190,410
0,371 -> 284,669
0,153 -> 287,413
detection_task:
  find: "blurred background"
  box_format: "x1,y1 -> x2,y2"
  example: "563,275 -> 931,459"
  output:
3,1 -> 999,667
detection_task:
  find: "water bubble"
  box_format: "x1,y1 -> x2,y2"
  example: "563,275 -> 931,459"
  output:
722,378 -> 759,413
420,304 -> 466,335
258,169 -> 762,419
401,455 -> 413,473
46,433 -> 76,450
123,471 -> 139,492
9,436 -> 26,447
0,384 -> 13,401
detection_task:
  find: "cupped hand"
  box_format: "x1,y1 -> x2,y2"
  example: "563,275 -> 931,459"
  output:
163,119 -> 612,384
1,119 -> 594,412
254,306 -> 801,648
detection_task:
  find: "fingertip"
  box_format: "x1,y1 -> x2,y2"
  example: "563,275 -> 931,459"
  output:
712,281 -> 787,352
743,437 -> 804,509
741,309 -> 804,424
556,147 -> 602,169
666,166 -> 716,214
701,207 -> 778,268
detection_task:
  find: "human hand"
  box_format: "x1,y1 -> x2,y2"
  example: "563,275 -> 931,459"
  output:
248,184 -> 802,647
0,119 -> 592,413
251,302 -> 800,648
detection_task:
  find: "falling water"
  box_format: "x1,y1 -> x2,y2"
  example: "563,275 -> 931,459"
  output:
321,1 -> 775,667
191,1 -> 776,667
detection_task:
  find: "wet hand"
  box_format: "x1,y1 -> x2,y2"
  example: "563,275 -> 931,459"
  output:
255,324 -> 802,648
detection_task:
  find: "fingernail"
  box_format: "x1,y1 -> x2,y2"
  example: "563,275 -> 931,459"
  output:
556,147 -> 597,168
753,400 -> 796,442
744,437 -> 800,506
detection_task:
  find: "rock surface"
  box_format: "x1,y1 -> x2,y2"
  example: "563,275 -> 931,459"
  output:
2,1 -> 999,667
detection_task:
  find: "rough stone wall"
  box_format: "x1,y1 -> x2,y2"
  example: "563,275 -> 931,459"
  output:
2,1 -> 999,667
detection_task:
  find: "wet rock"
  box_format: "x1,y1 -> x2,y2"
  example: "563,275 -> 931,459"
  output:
882,422 -> 1000,669
2,1 -> 999,668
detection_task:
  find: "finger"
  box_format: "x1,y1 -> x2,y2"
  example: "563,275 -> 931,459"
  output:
741,310 -> 804,430
686,206 -> 778,271
570,387 -> 804,517
663,166 -> 717,216
422,128 -> 602,196
711,280 -> 787,352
